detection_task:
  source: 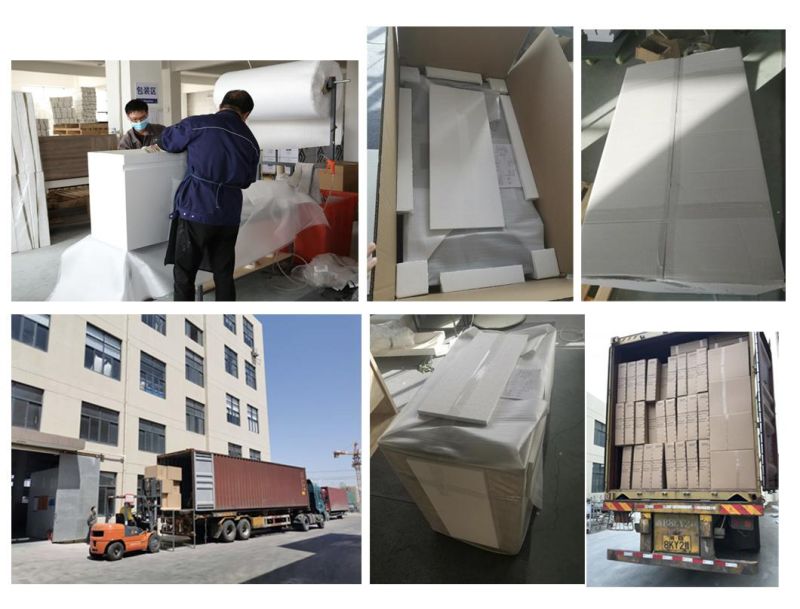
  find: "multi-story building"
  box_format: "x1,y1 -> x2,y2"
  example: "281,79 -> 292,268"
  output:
585,392 -> 607,505
11,314 -> 268,542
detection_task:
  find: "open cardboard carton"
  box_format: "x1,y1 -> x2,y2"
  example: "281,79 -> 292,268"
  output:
372,27 -> 573,301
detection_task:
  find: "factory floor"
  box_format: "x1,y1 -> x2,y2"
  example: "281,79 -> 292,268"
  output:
11,225 -> 355,302
370,315 -> 585,584
581,30 -> 785,301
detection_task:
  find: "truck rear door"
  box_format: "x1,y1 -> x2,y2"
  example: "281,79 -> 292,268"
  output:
755,333 -> 778,492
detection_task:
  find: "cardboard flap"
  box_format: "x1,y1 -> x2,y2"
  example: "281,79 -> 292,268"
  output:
398,27 -> 530,79
507,28 -> 573,273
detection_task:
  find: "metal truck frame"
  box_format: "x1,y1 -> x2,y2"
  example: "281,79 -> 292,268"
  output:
602,332 -> 777,575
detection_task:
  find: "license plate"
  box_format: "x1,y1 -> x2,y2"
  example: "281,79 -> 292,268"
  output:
662,534 -> 691,554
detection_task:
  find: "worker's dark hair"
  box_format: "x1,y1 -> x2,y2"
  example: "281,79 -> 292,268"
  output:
125,99 -> 149,115
220,90 -> 254,115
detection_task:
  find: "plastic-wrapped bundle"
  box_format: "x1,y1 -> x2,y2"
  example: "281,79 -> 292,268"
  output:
378,324 -> 556,554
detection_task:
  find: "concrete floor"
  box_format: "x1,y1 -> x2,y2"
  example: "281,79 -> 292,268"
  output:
12,514 -> 361,584
370,316 -> 585,583
11,225 -> 355,301
581,30 -> 785,301
587,506 -> 778,586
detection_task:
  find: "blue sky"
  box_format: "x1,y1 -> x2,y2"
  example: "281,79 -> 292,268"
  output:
256,315 -> 361,488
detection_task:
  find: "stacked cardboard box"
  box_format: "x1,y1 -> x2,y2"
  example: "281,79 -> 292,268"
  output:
634,401 -> 646,444
626,362 -> 636,402
614,402 -> 625,446
708,341 -> 757,489
144,464 -> 183,510
624,402 -> 634,445
659,362 -> 669,398
36,118 -> 49,137
616,363 -> 627,402
686,440 -> 699,488
50,96 -> 76,124
698,392 -> 710,439
73,87 -> 97,123
671,339 -> 709,355
652,400 -> 666,443
665,398 -> 677,443
699,439 -> 711,488
687,394 -> 698,441
664,442 -> 677,487
646,358 -> 661,401
631,445 -> 644,489
635,359 -> 646,401
620,446 -> 632,490
676,396 -> 688,441
666,356 -> 677,398
675,441 -> 687,487
642,443 -> 664,488
677,353 -> 688,396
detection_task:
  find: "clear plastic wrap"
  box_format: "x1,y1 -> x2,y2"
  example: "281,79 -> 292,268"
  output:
378,324 -> 556,554
290,253 -> 356,291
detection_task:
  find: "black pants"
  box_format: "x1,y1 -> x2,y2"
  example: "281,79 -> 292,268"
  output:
173,219 -> 239,301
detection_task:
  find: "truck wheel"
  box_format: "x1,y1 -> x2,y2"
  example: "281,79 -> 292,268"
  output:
236,519 -> 252,540
294,515 -> 310,532
106,541 -> 124,561
318,517 -> 325,529
220,519 -> 237,543
147,534 -> 160,553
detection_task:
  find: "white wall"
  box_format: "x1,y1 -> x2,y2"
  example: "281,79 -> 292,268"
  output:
585,392 -> 606,501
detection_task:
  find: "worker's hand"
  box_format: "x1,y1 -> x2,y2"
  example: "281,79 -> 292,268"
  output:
367,242 -> 377,272
144,144 -> 162,153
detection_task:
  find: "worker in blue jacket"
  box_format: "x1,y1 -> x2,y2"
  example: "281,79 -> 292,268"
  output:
157,90 -> 260,301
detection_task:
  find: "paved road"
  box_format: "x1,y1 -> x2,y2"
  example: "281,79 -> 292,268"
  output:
13,515 -> 361,584
587,507 -> 778,587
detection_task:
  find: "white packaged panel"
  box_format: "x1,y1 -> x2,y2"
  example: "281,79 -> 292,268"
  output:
429,83 -> 504,230
395,260 -> 429,298
500,95 -> 539,201
418,332 -> 528,425
396,87 -> 414,214
530,248 -> 560,279
439,264 -> 524,293
426,66 -> 483,85
487,78 -> 508,93
400,65 -> 421,84
582,48 -> 783,294
88,150 -> 188,251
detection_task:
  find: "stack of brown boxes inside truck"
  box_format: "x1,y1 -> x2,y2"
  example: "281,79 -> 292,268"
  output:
144,465 -> 182,510
614,339 -> 756,492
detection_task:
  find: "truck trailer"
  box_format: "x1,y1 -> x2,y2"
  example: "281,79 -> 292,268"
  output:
602,332 -> 777,575
321,486 -> 349,518
156,449 -> 327,543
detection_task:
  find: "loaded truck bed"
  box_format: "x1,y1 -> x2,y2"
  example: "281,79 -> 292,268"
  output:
602,332 -> 777,575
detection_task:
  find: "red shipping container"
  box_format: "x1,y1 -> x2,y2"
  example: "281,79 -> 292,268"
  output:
321,486 -> 350,513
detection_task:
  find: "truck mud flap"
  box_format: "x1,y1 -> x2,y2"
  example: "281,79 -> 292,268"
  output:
607,549 -> 758,575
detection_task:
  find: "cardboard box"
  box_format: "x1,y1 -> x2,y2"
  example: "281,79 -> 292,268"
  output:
671,339 -> 709,356
646,358 -> 661,401
708,341 -> 750,384
664,442 -> 677,488
687,394 -> 698,441
374,27 -> 573,301
318,161 -> 358,193
710,412 -> 755,451
665,398 -> 677,443
697,392 -> 710,439
646,443 -> 664,489
635,359 -> 646,401
659,363 -> 669,399
709,376 -> 752,418
698,439 -> 711,489
666,356 -> 677,399
675,441 -> 687,488
696,348 -> 709,392
677,353 -> 688,396
144,465 -> 182,482
617,363 -> 627,402
632,445 -> 644,489
653,401 -> 666,444
626,362 -> 637,400
710,449 -> 757,490
634,401 -> 646,445
620,445 -> 633,489
614,402 -> 625,446
624,402 -> 635,445
676,396 -> 688,442
635,33 -> 681,63
686,440 -> 699,489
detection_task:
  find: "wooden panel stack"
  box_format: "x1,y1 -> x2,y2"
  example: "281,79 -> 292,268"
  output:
11,92 -> 50,252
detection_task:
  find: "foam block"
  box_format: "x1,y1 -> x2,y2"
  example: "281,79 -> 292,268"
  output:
396,260 -> 429,298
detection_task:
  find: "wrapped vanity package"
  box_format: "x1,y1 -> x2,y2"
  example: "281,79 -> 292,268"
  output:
378,324 -> 556,554
582,48 -> 784,294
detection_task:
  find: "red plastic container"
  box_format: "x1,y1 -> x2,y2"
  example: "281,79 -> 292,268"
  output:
293,190 -> 358,264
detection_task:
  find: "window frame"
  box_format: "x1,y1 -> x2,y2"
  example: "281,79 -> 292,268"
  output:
226,394 -> 241,426
98,471 -> 117,519
12,381 -> 43,431
245,360 -> 257,390
223,314 -> 236,334
138,418 -> 166,454
224,345 -> 239,378
243,317 -> 254,348
591,462 -> 605,494
228,443 -> 242,458
247,405 -> 259,433
185,348 -> 204,387
249,449 -> 261,461
84,323 -> 122,381
79,401 -> 120,446
185,319 -> 203,346
140,351 -> 167,398
185,398 -> 205,435
141,314 -> 166,335
11,314 -> 50,351
593,420 -> 606,447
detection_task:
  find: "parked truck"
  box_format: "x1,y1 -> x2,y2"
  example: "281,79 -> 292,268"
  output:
156,449 -> 327,543
321,486 -> 349,519
602,332 -> 777,575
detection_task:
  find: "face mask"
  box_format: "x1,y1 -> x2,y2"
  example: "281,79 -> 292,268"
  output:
131,118 -> 150,131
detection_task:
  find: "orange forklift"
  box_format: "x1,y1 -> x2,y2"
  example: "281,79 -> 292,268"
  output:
89,478 -> 162,561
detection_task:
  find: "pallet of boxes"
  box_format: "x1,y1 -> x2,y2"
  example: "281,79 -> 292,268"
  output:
616,340 -> 717,493
144,465 -> 182,510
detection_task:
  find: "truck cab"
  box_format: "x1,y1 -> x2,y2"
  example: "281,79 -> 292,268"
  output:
307,480 -> 328,520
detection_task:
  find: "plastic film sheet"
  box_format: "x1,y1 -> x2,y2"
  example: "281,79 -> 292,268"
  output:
400,74 -> 544,286
378,324 -> 556,554
47,180 -> 327,301
213,61 -> 343,122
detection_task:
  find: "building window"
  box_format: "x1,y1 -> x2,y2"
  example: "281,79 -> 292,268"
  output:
226,394 -> 240,426
228,443 -> 242,458
243,317 -> 254,348
80,402 -> 119,446
12,381 -> 43,430
138,419 -> 166,454
224,346 -> 238,378
245,361 -> 257,390
591,463 -> 605,493
185,348 -> 204,387
224,314 -> 236,334
185,319 -> 203,346
250,449 -> 261,461
186,398 -> 205,435
11,314 -> 50,351
141,314 -> 166,335
140,352 -> 166,398
85,323 -> 122,380
98,471 -> 117,519
594,420 -> 606,447
247,405 -> 259,433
